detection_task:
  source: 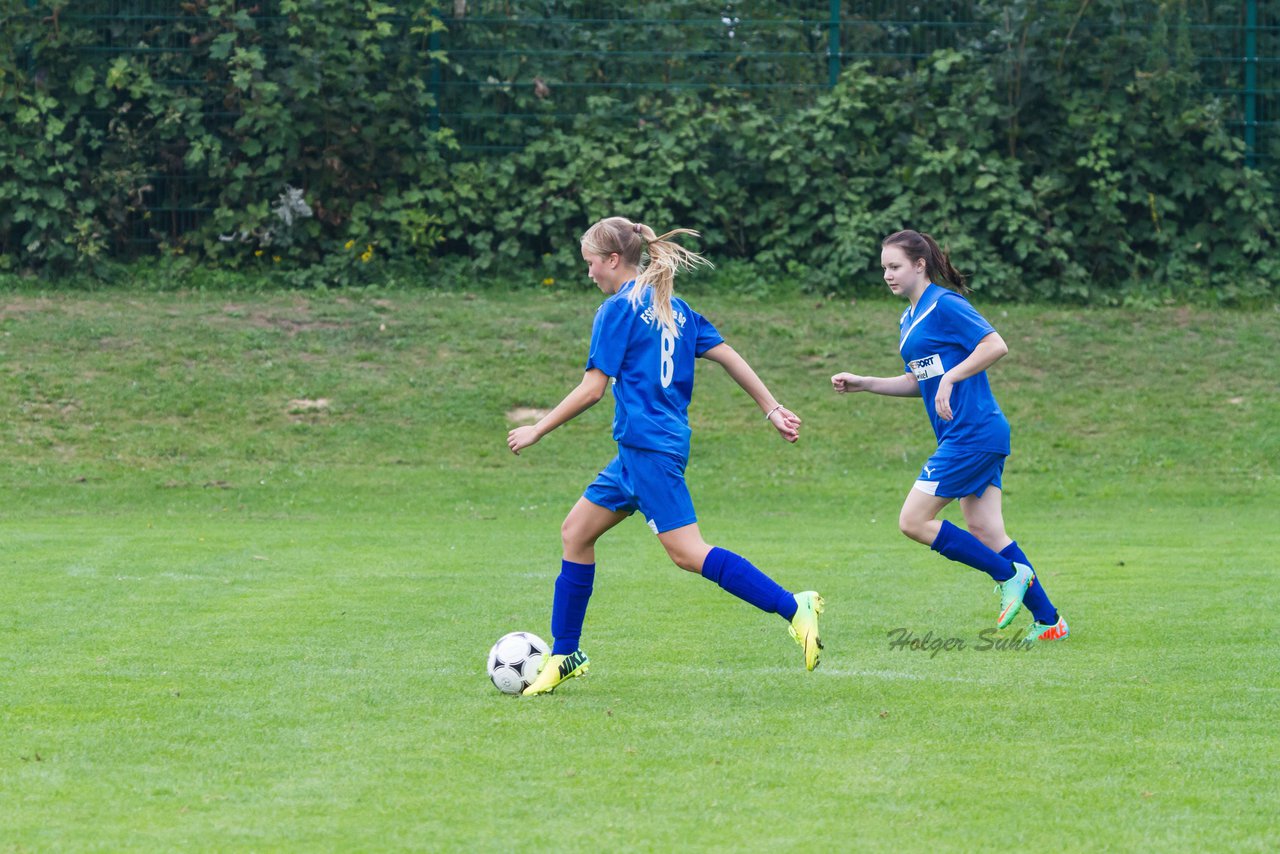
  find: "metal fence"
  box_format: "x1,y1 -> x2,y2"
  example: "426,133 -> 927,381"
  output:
431,1 -> 987,151
431,1 -> 1278,168
52,1 -> 1280,241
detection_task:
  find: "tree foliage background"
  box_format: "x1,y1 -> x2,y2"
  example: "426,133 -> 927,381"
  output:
1,0 -> 1276,302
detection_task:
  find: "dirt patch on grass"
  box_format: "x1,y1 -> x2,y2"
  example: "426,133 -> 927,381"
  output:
288,398 -> 331,414
507,407 -> 550,424
221,301 -> 346,336
1,297 -> 59,318
264,316 -> 347,335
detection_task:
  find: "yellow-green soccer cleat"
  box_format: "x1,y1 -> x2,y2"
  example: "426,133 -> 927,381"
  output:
1022,614 -> 1070,643
788,591 -> 825,671
995,562 -> 1034,629
521,649 -> 589,696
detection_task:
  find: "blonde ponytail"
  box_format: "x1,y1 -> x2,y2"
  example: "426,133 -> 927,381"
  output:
581,217 -> 712,335
633,225 -> 712,335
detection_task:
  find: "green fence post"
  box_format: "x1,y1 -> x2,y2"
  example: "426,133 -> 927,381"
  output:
827,0 -> 840,87
429,13 -> 442,132
1244,0 -> 1257,168
25,0 -> 38,75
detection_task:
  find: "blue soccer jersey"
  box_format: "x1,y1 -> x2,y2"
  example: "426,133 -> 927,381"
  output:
586,282 -> 724,460
898,283 -> 1010,453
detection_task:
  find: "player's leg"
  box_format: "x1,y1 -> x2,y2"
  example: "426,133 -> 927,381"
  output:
657,523 -> 824,671
897,487 -> 953,545
626,445 -> 823,670
525,459 -> 634,696
558,495 -> 631,643
934,484 -> 1029,627
957,487 -> 1011,553
906,449 -> 1016,580
902,463 -> 1029,627
657,522 -> 797,619
961,488 -> 1068,640
562,495 -> 631,566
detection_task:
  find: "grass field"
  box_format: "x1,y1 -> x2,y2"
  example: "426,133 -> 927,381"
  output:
2,285 -> 1277,851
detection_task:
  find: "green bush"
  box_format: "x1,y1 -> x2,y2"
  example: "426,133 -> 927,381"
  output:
433,2 -> 1278,303
2,0 -> 1276,302
1,0 -> 452,279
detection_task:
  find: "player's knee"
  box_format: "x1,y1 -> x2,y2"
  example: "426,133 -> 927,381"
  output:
560,518 -> 590,552
898,514 -> 932,545
666,548 -> 701,573
659,540 -> 706,573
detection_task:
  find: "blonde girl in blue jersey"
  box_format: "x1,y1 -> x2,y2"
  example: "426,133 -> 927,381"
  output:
831,230 -> 1068,643
507,216 -> 824,694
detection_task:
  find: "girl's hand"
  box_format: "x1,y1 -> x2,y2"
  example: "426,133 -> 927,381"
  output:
831,372 -> 867,393
768,406 -> 802,443
507,425 -> 541,455
934,376 -> 955,421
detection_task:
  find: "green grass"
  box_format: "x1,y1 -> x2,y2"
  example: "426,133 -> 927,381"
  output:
2,286 -> 1277,851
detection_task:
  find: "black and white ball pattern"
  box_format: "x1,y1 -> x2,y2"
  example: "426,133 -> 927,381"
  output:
487,631 -> 550,695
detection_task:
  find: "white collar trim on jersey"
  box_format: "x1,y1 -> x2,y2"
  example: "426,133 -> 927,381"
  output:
900,291 -> 941,353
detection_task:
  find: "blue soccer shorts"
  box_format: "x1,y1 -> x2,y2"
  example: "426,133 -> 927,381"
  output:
913,446 -> 1006,499
582,445 -> 697,534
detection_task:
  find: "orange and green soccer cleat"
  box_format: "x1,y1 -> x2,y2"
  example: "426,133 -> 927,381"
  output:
1022,614 -> 1070,643
995,562 -> 1034,629
788,591 -> 825,671
522,649 -> 589,696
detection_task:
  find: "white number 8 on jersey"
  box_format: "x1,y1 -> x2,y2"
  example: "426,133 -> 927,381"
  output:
659,328 -> 675,388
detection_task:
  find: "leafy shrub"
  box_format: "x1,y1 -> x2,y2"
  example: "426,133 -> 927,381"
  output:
1,0 -> 452,276
432,1 -> 1278,303
1,0 -> 1276,302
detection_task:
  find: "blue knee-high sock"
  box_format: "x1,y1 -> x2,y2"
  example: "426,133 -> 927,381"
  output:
1000,541 -> 1057,625
930,520 -> 1016,582
701,547 -> 797,621
550,559 -> 595,655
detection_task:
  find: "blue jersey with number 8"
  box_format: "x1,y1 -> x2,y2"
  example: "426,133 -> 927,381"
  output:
586,281 -> 724,460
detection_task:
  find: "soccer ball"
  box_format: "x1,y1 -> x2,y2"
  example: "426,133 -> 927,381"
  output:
487,631 -> 550,695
